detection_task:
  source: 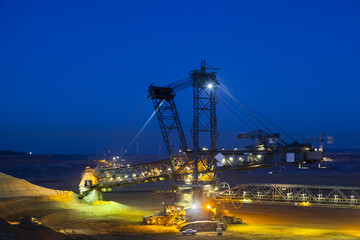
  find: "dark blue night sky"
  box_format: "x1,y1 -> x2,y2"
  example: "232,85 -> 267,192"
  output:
1,0 -> 360,154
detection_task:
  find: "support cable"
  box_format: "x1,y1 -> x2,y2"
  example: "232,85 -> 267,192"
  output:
168,77 -> 192,92
107,98 -> 148,154
229,91 -> 297,143
219,90 -> 262,130
218,96 -> 255,131
168,77 -> 189,88
220,84 -> 297,143
125,101 -> 164,154
219,86 -> 274,134
220,92 -> 287,147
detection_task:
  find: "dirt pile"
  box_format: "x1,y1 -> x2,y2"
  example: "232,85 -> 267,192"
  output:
0,172 -> 67,199
0,172 -> 157,239
0,172 -> 80,239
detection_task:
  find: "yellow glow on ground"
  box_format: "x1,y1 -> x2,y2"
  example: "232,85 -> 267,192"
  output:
67,200 -> 151,221
344,230 -> 360,238
46,191 -> 78,203
91,200 -> 111,206
228,224 -> 360,239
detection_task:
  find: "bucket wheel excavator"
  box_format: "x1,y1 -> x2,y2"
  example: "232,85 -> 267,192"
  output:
79,61 -> 324,231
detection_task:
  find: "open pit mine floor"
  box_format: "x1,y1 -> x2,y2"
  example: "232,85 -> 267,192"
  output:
0,173 -> 360,240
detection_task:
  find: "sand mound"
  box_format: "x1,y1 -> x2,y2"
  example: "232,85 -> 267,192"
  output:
0,173 -> 78,221
0,172 -> 67,199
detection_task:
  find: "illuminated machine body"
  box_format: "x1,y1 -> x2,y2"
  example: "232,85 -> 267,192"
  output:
79,61 -> 324,228
147,61 -> 322,209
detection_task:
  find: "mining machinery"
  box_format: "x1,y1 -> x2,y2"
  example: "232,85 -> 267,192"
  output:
79,61 -> 324,230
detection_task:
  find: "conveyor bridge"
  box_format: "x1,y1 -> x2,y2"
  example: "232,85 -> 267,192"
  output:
216,183 -> 360,208
83,149 -> 320,194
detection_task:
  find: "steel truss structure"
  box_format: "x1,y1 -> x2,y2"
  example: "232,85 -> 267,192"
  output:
85,153 -> 311,195
147,61 -> 222,185
148,83 -> 215,184
79,61 -> 325,197
148,85 -> 188,156
90,159 -> 172,192
189,60 -> 220,182
216,183 -> 360,208
190,61 -> 220,151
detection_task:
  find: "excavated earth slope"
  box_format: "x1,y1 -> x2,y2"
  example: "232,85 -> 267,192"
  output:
0,172 -> 75,239
0,172 -> 164,240
0,172 -> 68,199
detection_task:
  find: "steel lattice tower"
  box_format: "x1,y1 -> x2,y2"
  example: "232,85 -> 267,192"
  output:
190,60 -> 220,182
148,86 -> 188,156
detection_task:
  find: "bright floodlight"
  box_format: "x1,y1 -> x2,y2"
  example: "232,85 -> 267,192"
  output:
207,83 -> 213,89
192,204 -> 196,209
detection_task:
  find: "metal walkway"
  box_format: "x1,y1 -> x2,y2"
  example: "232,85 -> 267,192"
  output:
216,183 -> 360,208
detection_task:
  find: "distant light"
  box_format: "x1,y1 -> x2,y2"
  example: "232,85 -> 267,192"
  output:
29,152 -> 32,155
206,204 -> 211,209
116,156 -> 120,159
257,155 -> 261,158
229,157 -> 233,161
207,83 -> 213,89
192,204 -> 197,209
